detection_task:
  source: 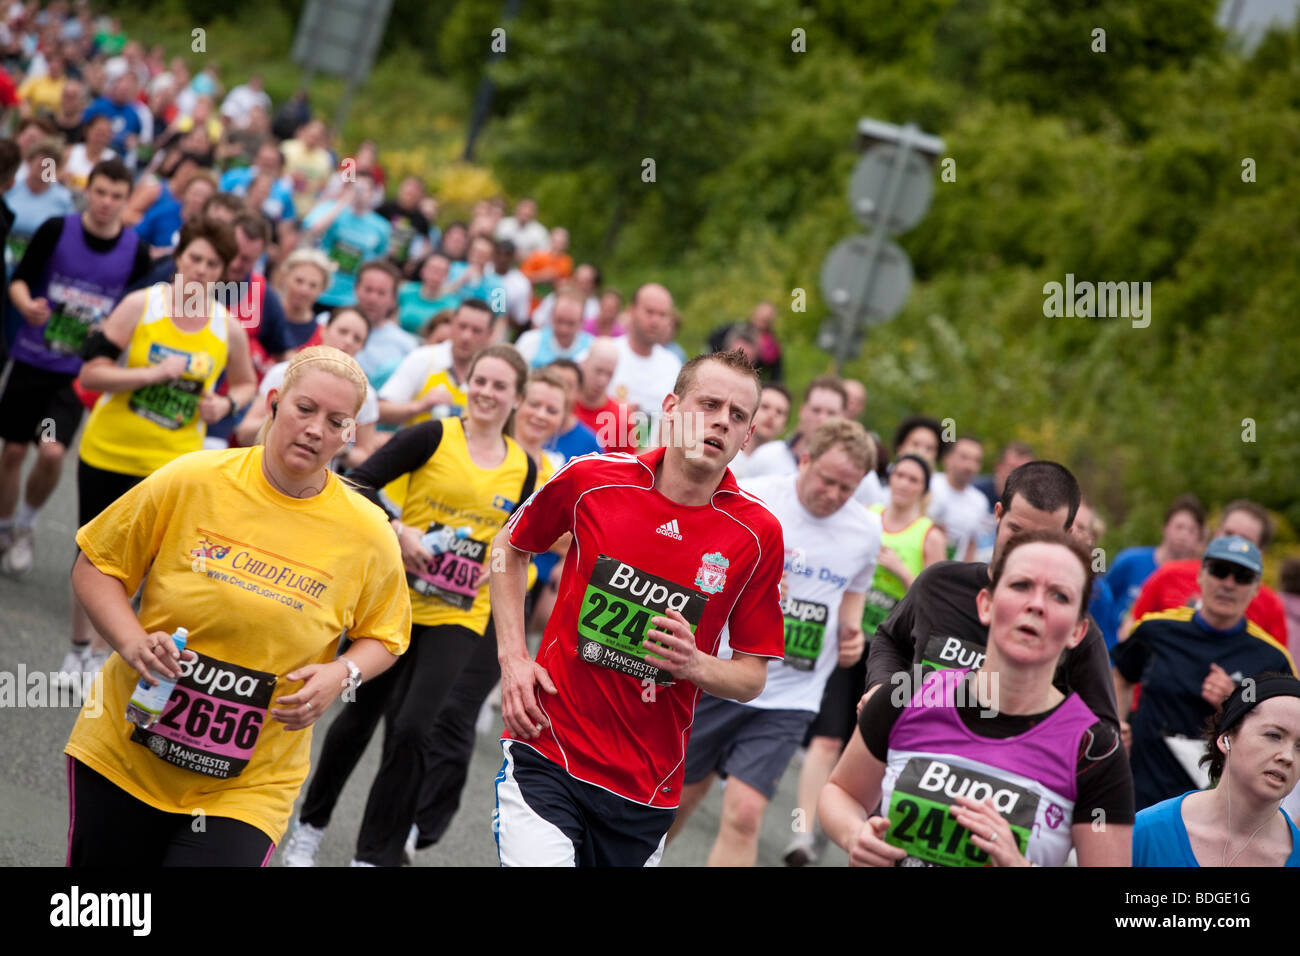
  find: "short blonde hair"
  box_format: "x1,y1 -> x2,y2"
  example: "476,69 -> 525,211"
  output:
256,345 -> 368,445
279,247 -> 337,289
806,418 -> 875,474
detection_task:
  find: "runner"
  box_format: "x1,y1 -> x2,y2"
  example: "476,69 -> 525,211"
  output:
742,375 -> 846,478
0,159 -> 152,580
1104,493 -> 1205,625
729,383 -> 790,479
377,299 -> 493,430
406,368 -> 568,862
3,138 -> 75,279
64,345 -> 410,865
303,172 -> 392,309
572,337 -> 636,454
271,247 -> 333,352
820,529 -> 1133,866
1134,675 -> 1300,866
785,452 -> 946,866
1114,536 -> 1296,809
864,461 -> 1120,726
514,288 -> 593,368
67,217 -> 257,682
538,359 -> 601,464
284,344 -> 537,867
1123,499 -> 1286,644
928,435 -> 988,561
666,419 -> 881,866
489,349 -> 785,866
605,283 -> 681,445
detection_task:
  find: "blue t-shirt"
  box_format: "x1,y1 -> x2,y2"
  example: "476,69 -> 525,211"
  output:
448,261 -> 506,314
304,205 -> 392,307
1134,791 -> 1300,866
3,182 -> 75,276
1105,546 -> 1159,621
134,186 -> 182,250
1089,578 -> 1120,653
544,421 -> 600,462
83,97 -> 142,156
219,167 -> 297,222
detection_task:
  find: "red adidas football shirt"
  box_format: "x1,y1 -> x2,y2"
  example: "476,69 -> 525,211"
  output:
504,446 -> 785,806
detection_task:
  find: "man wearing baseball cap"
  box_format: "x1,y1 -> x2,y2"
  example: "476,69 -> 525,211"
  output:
1114,536 -> 1298,809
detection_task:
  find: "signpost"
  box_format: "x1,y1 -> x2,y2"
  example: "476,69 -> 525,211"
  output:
820,119 -> 944,369
291,0 -> 394,134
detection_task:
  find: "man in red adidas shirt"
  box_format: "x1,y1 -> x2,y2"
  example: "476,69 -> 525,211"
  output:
490,349 -> 785,866
1126,499 -> 1288,646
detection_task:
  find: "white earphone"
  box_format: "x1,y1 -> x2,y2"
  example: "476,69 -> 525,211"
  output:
1221,736 -> 1231,752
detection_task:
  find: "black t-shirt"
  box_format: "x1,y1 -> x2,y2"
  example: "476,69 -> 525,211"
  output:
864,560 -> 1120,729
375,201 -> 431,265
54,118 -> 85,145
13,215 -> 154,291
859,672 -> 1135,825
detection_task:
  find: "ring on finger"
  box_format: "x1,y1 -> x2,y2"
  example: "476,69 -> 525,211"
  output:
988,830 -> 997,843
305,701 -> 313,711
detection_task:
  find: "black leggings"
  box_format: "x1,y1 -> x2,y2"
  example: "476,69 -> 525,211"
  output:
66,757 -> 274,867
300,622 -> 481,866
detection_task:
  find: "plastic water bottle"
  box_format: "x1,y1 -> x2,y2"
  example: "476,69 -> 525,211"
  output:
421,526 -> 471,555
125,627 -> 189,729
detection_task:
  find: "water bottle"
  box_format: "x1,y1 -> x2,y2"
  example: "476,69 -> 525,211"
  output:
420,526 -> 470,555
125,627 -> 188,729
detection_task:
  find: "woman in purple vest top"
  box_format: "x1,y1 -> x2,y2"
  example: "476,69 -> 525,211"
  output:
820,529 -> 1134,867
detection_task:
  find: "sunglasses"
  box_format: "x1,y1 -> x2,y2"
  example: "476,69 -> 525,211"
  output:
1204,559 -> 1258,585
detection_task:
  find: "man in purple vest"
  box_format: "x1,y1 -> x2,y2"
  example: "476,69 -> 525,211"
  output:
0,158 -> 152,587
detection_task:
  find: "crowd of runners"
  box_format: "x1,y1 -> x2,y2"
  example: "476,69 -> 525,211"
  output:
0,3 -> 1297,868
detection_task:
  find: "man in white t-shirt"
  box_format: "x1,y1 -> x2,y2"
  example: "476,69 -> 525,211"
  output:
514,290 -> 593,368
742,376 -> 847,478
665,419 -> 881,866
928,435 -> 988,562
377,300 -> 492,426
730,383 -> 790,479
605,282 -> 682,445
494,197 -> 551,259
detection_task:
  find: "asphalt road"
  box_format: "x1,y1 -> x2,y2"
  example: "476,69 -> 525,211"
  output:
0,444 -> 848,867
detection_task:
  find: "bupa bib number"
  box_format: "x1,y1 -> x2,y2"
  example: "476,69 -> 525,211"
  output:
330,239 -> 365,275
782,597 -> 827,670
43,305 -> 98,355
860,587 -> 898,637
885,757 -> 1037,867
406,522 -> 488,610
920,633 -> 986,673
130,652 -> 276,779
577,555 -> 707,685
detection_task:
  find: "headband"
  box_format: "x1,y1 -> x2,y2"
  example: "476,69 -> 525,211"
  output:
1219,675 -> 1300,736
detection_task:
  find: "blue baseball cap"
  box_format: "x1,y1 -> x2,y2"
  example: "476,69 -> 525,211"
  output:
1204,535 -> 1263,575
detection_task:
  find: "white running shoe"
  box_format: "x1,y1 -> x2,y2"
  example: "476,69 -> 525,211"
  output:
83,648 -> 111,681
282,820 -> 326,867
0,527 -> 32,575
402,824 -> 418,866
55,644 -> 92,692
348,859 -> 376,867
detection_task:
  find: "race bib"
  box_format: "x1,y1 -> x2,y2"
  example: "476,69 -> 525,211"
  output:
860,587 -> 898,637
577,555 -> 707,686
129,377 -> 202,429
130,652 -> 276,779
782,597 -> 827,671
885,757 -> 1037,867
329,238 -> 365,275
919,633 -> 986,673
43,306 -> 97,355
406,522 -> 488,610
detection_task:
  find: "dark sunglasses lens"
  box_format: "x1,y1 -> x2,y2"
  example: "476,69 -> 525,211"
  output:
1206,560 -> 1256,584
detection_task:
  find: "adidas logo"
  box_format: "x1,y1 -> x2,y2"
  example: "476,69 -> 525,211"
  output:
655,519 -> 683,540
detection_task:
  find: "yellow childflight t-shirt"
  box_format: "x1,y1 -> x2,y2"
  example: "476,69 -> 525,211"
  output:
400,416 -> 532,634
65,445 -> 411,843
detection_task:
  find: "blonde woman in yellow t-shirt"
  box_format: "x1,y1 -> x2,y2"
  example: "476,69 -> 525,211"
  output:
286,343 -> 536,867
65,218 -> 259,683
65,346 -> 411,866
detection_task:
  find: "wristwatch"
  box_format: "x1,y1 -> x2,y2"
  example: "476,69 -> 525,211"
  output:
339,657 -> 362,690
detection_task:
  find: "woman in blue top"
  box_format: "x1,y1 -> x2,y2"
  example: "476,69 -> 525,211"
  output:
1134,674 -> 1300,866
